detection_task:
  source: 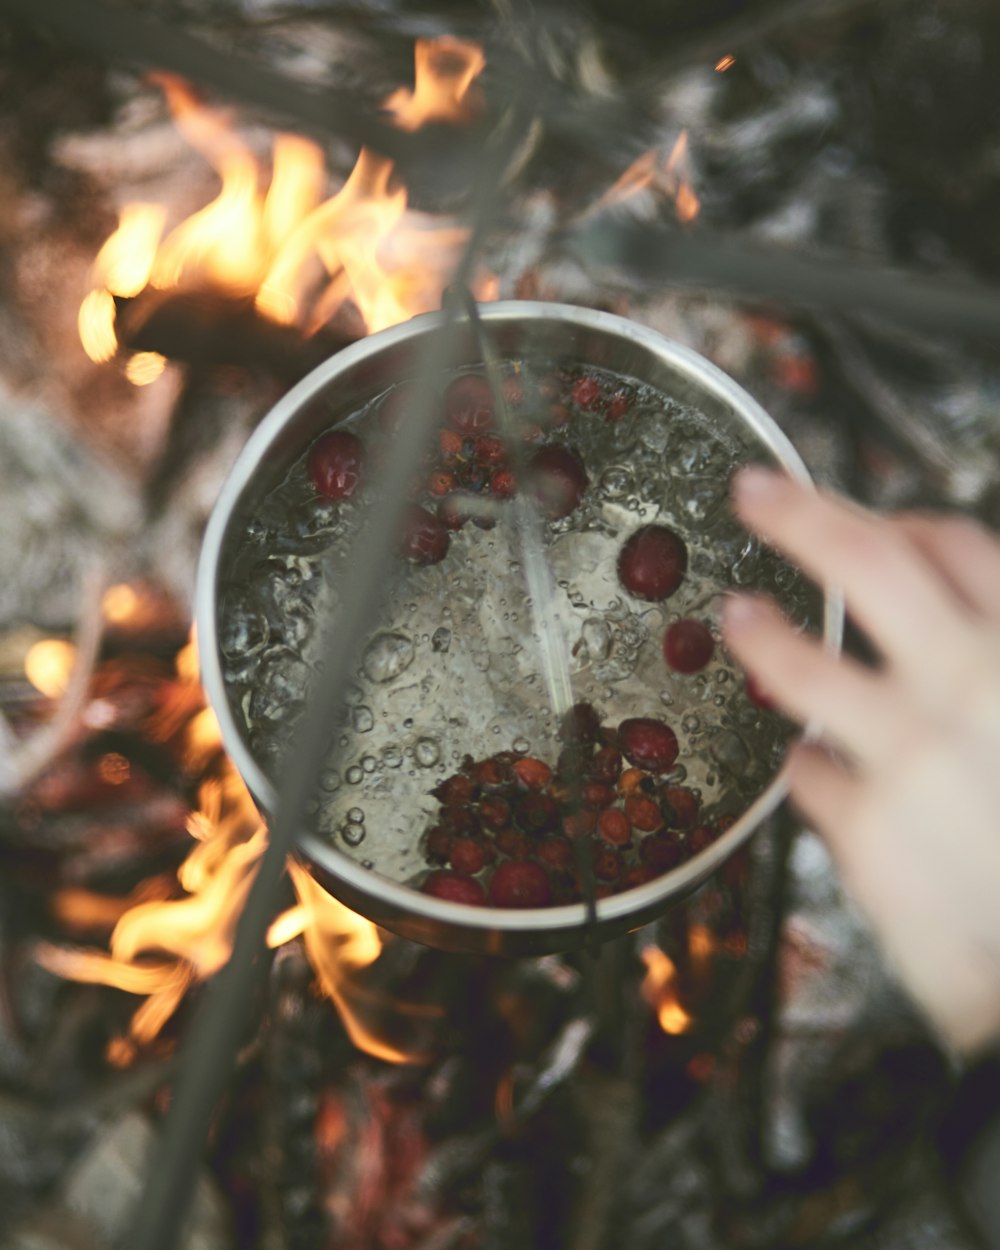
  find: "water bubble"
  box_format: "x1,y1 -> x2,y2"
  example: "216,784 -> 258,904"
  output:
512,737 -> 530,754
383,745 -> 403,769
320,768 -> 342,793
220,606 -> 268,659
352,705 -> 375,733
580,617 -> 612,663
403,718 -> 414,730
682,713 -> 701,733
714,695 -> 726,706
347,807 -> 365,824
345,765 -> 363,784
341,822 -> 366,846
361,860 -> 374,870
362,631 -> 415,683
659,690 -> 675,707
415,738 -> 441,767
361,754 -> 377,774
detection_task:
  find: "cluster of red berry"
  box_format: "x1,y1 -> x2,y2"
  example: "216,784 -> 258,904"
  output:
419,702 -> 731,909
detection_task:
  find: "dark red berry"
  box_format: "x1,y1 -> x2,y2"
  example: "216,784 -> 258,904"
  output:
428,469 -> 456,497
422,870 -> 486,905
617,525 -> 688,601
437,493 -> 470,530
593,845 -> 623,882
490,468 -> 517,499
432,775 -> 479,805
619,718 -> 679,774
496,828 -> 532,859
639,832 -> 682,874
571,374 -> 603,409
582,781 -> 615,809
400,504 -> 449,564
664,619 -> 715,673
548,403 -> 571,427
512,791 -> 560,836
606,389 -> 632,422
474,434 -> 507,466
424,825 -> 453,863
563,807 -> 598,839
490,860 -> 553,908
625,794 -> 663,832
591,745 -> 623,783
308,430 -> 365,500
622,864 -> 656,890
689,825 -> 717,855
537,835 -> 575,873
445,374 -> 493,434
598,807 -> 631,847
560,701 -> 601,744
439,428 -> 463,460
529,445 -> 589,520
439,805 -> 481,837
513,757 -> 552,789
479,794 -> 512,831
473,756 -> 512,787
450,837 -> 488,875
661,785 -> 699,830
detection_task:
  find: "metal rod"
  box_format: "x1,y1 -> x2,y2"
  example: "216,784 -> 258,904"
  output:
127,97 -> 533,1250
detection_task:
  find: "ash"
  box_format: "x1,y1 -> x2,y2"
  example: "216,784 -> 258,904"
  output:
2,1 -> 1000,1248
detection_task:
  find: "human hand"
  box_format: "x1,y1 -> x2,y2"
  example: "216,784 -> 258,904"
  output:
723,466 -> 1000,1056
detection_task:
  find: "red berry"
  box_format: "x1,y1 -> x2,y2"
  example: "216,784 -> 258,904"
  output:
439,805 -> 481,837
593,845 -> 623,882
490,860 -> 553,908
513,757 -> 552,789
529,445 -> 589,519
571,374 -> 603,409
689,824 -> 717,855
496,828 -> 532,859
617,525 -> 688,601
625,794 -> 663,832
598,807 -> 631,847
479,794 -> 512,831
400,505 -> 449,564
490,468 -> 517,499
512,791 -> 560,836
307,430 -> 365,500
664,619 -> 715,673
473,756 -> 512,787
428,469 -> 456,497
450,837 -> 488,875
432,774 -> 479,805
445,374 -> 493,434
591,745 -> 622,783
474,434 -> 507,466
606,389 -> 632,422
582,781 -> 615,809
537,835 -> 574,873
439,428 -> 464,460
619,718 -> 679,773
424,825 -> 453,863
622,864 -> 656,890
502,375 -> 525,407
437,493 -> 470,530
422,870 -> 486,905
562,807 -> 598,839
661,785 -> 699,829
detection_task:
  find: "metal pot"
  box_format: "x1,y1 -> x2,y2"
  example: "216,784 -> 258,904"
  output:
197,301 -> 843,956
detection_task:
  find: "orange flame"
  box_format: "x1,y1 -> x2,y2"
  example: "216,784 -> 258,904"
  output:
639,946 -> 693,1035
79,37 -> 492,376
24,639 -> 77,699
37,619 -> 423,1065
586,131 -> 701,225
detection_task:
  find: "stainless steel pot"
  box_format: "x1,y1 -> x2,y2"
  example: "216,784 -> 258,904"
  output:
197,301 -> 843,956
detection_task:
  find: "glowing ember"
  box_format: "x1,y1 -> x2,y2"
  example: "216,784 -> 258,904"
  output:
715,54 -> 736,72
24,638 -> 77,699
639,946 -> 693,1036
79,37 -> 494,378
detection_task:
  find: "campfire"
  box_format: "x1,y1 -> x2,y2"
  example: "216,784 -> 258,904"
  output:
2,2 -> 999,1248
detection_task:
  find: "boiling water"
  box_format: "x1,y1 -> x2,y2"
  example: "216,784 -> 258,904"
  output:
219,362 -> 815,891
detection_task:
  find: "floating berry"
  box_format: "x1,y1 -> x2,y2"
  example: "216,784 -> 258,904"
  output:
625,794 -> 663,832
479,794 -> 512,831
619,718 -> 679,773
689,825 -> 717,855
622,864 -> 656,890
537,835 -> 575,873
529,445 -> 589,519
617,524 -> 688,601
474,756 -> 513,787
439,805 -> 481,837
512,791 -> 560,836
308,430 -> 365,500
502,375 -> 525,407
617,767 -> 648,797
422,870 -> 486,905
560,701 -> 601,744
582,781 -> 615,809
496,828 -> 532,859
664,619 -> 715,673
450,837 -> 488,876
513,757 -> 552,789
445,374 -> 493,434
661,785 -> 699,830
432,773 -> 479,806
428,469 -> 456,497
606,389 -> 633,422
591,745 -> 622,783
571,374 -> 603,410
400,504 -> 449,564
490,860 -> 553,908
490,468 -> 517,499
598,807 -> 631,847
439,428 -> 464,461
639,832 -> 681,873
424,825 -> 453,863
563,807 -> 598,839
593,845 -> 623,882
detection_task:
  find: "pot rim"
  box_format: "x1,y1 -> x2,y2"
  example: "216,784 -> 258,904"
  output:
196,300 -> 844,946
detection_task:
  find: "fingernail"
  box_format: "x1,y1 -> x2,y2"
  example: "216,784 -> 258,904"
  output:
731,465 -> 787,505
722,594 -> 767,631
